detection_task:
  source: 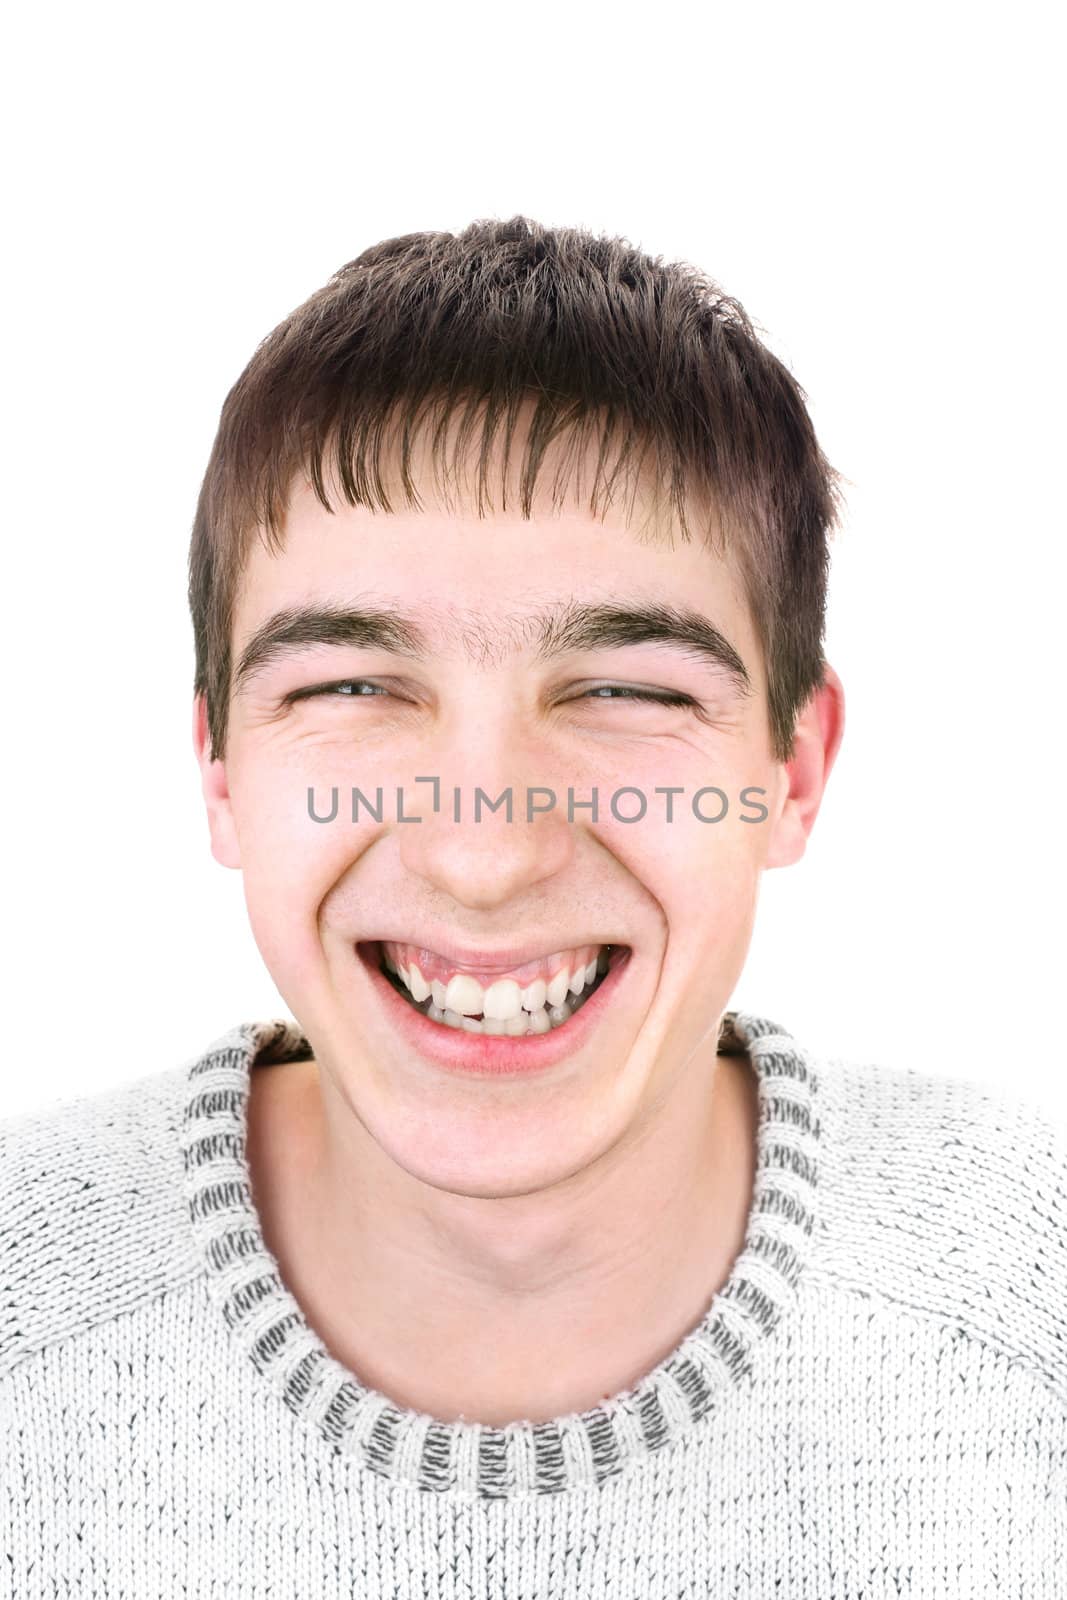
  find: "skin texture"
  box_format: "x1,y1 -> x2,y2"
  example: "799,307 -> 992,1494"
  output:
194,425 -> 845,1426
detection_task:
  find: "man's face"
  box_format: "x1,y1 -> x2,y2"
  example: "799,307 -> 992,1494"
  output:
197,437 -> 826,1198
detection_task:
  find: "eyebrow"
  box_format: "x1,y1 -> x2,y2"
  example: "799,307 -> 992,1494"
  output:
232,600 -> 753,700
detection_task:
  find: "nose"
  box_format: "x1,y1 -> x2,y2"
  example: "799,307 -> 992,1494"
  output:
396,739 -> 576,912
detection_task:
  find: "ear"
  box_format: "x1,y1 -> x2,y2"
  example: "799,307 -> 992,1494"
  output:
192,694 -> 242,869
764,663 -> 846,870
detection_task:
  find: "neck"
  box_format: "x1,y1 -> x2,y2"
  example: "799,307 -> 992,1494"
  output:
245,1044 -> 759,1427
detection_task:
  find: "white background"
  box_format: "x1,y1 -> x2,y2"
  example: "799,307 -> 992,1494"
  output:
2,1 -> 1063,1117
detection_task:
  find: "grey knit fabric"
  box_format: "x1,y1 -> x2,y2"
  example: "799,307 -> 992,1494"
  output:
2,1010 -> 1065,1596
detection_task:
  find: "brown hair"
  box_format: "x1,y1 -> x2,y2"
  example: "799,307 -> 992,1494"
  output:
188,214 -> 843,762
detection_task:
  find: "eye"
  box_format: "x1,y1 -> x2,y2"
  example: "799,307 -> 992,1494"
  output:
578,685 -> 697,709
289,679 -> 393,702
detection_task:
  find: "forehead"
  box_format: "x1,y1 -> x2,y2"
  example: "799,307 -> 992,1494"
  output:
233,488 -> 759,695
231,398 -> 758,672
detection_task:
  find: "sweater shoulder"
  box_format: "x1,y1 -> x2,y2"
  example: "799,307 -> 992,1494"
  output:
811,1045 -> 1067,1400
0,1061 -> 202,1380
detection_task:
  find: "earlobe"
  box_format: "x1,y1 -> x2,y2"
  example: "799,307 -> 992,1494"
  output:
763,665 -> 846,871
192,695 -> 242,870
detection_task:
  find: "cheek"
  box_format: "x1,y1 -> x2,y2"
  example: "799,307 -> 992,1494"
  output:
603,803 -> 764,941
229,750 -> 382,974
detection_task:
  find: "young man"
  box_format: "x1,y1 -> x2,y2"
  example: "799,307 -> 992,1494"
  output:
3,216 -> 1064,1597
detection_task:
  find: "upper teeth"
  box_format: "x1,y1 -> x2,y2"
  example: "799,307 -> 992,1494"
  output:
386,946 -> 610,1018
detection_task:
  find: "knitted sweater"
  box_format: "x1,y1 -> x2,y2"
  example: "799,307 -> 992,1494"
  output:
2,1011 -> 1065,1599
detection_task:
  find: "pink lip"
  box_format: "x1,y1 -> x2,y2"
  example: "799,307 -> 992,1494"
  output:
353,941 -> 632,1078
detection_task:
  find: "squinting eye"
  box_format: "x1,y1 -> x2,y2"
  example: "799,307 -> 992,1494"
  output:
292,679 -> 392,700
581,686 -> 696,708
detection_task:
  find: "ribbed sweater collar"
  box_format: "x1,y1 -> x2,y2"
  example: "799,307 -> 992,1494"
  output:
179,1009 -> 822,1497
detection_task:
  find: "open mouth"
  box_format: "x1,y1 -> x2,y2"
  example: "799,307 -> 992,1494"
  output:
359,939 -> 629,1038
